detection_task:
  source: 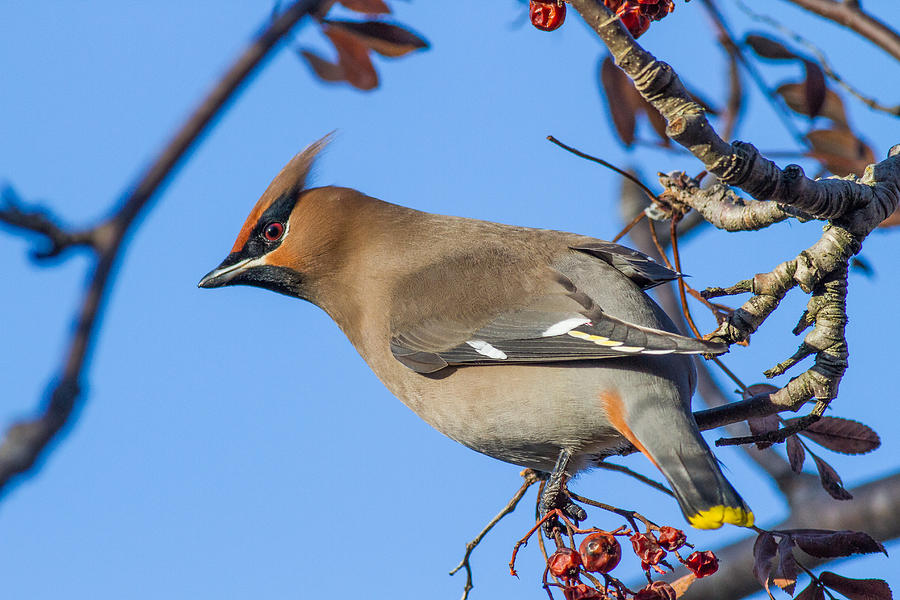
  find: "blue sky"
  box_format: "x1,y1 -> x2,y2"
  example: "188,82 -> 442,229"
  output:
2,2 -> 898,598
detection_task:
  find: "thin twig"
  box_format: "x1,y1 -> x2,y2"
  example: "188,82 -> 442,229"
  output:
450,469 -> 541,600
547,135 -> 659,204
0,0 -> 326,494
699,0 -> 809,147
778,0 -> 900,63
596,461 -> 674,497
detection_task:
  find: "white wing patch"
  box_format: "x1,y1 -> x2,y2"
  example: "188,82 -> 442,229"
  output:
541,317 -> 592,337
466,340 -> 508,360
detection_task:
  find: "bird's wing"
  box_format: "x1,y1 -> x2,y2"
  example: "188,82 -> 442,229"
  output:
390,267 -> 724,374
570,242 -> 679,290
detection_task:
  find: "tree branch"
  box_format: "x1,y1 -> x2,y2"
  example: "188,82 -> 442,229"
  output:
780,0 -> 900,62
0,0 -> 325,495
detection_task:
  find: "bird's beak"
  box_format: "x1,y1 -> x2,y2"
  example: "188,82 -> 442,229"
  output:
198,256 -> 252,288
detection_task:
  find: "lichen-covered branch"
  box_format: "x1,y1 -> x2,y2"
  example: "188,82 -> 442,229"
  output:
569,0 -> 900,225
0,0 -> 325,494
657,172 -> 808,231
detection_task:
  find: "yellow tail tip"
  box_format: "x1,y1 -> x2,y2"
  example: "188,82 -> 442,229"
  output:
688,505 -> 754,529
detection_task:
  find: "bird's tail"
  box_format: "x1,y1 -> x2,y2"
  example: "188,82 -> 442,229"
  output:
657,442 -> 754,529
603,391 -> 753,529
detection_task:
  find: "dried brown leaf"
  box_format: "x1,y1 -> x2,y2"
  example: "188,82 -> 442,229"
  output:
747,414 -> 780,449
600,57 -> 639,147
880,205 -> 900,228
819,571 -> 893,600
744,383 -> 779,399
784,416 -> 880,455
806,128 -> 875,177
772,536 -> 798,595
803,60 -> 827,118
786,435 -> 806,472
776,82 -> 848,126
745,33 -> 799,60
324,20 -> 428,57
324,25 -> 378,90
787,529 -> 887,558
339,0 -> 391,14
298,49 -> 346,82
795,581 -> 826,600
753,532 -> 778,597
670,573 -> 696,597
811,452 -> 853,500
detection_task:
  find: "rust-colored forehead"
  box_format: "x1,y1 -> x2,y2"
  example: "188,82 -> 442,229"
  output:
231,197 -> 272,253
228,134 -> 332,253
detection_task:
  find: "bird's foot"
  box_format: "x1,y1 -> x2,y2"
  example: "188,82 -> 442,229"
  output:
539,449 -> 587,536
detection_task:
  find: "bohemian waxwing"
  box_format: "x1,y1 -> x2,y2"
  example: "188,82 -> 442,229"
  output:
199,136 -> 753,530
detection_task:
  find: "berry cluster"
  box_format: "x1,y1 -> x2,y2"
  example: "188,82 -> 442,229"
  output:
541,522 -> 718,599
528,1 -> 675,37
603,0 -> 675,38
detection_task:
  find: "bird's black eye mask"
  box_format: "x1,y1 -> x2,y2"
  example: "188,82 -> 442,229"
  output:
229,187 -> 301,264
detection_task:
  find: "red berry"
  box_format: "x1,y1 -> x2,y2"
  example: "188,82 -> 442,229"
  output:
630,533 -> 666,565
633,581 -> 677,600
579,531 -> 622,573
657,526 -> 687,551
603,0 -> 625,10
563,583 -> 606,600
530,0 -> 567,31
685,550 -> 719,578
616,4 -> 651,38
548,547 -> 583,581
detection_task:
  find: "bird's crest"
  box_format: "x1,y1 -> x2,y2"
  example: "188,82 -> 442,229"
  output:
230,132 -> 333,253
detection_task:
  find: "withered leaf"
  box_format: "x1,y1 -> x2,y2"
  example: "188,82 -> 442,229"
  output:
298,49 -> 346,82
324,25 -> 379,90
811,452 -> 853,500
803,60 -> 827,118
819,571 -> 893,600
772,536 -> 798,595
748,414 -> 781,449
785,416 -> 881,455
851,256 -> 875,278
806,128 -> 875,177
745,33 -> 799,60
669,573 -> 697,597
794,581 -> 826,600
600,56 -> 639,146
788,529 -> 887,558
786,434 -> 806,473
752,532 -> 778,596
339,0 -> 391,14
879,205 -> 900,228
776,82 -> 848,126
324,20 -> 428,57
743,383 -> 779,399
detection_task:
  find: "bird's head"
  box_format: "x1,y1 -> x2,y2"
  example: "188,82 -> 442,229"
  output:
198,134 -> 339,299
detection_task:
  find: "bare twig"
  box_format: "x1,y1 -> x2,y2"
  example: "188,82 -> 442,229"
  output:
698,0 -> 809,147
736,0 -> 900,117
450,469 -> 541,600
779,0 -> 900,63
0,0 -> 325,494
595,460 -> 674,497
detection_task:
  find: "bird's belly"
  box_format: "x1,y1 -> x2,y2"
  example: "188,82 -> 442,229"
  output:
380,360 -> 659,472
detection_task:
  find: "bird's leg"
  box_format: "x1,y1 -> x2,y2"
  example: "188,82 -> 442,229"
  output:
539,448 -> 587,535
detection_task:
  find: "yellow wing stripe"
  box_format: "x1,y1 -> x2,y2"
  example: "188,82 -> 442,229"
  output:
688,505 -> 754,529
567,331 -> 645,352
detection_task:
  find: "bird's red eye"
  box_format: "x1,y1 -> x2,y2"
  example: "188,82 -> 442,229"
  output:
263,222 -> 284,242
